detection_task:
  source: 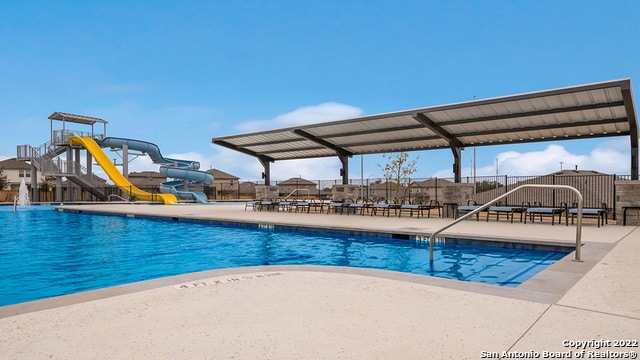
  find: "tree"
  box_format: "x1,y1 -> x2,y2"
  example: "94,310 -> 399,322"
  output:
376,152 -> 420,188
0,167 -> 7,190
475,180 -> 502,193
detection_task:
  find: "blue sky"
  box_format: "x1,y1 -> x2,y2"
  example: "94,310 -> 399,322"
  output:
1,1 -> 639,182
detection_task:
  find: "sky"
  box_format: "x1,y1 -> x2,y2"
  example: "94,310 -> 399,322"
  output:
1,0 -> 639,183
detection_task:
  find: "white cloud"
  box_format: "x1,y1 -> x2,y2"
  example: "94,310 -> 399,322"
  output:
448,141 -> 631,179
271,158 -> 342,181
203,102 -> 366,181
234,102 -> 364,132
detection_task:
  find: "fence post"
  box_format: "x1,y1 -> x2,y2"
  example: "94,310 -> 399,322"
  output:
435,177 -> 438,203
612,174 -> 617,220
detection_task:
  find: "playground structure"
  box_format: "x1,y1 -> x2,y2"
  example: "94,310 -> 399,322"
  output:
16,112 -> 213,204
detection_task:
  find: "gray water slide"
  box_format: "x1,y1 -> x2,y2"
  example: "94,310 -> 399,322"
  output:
96,137 -> 214,203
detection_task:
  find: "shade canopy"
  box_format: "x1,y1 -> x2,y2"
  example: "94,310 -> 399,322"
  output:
213,79 -> 638,182
48,112 -> 108,125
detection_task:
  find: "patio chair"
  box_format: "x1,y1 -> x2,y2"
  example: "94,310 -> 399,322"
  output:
327,200 -> 345,214
278,200 -> 294,212
292,200 -> 311,213
398,201 -> 422,218
244,200 -> 261,211
420,199 -> 442,218
525,202 -> 568,225
258,200 -> 278,212
486,201 -> 529,223
308,199 -> 328,213
347,199 -> 371,216
370,202 -> 391,217
455,200 -> 482,221
567,202 -> 607,227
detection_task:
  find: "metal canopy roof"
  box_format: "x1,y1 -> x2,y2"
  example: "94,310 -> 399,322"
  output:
213,79 -> 638,181
48,112 -> 108,125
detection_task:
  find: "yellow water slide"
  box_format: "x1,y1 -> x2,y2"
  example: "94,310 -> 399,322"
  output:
69,136 -> 178,204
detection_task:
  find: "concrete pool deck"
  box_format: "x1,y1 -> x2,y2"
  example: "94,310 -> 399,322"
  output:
1,203 -> 638,359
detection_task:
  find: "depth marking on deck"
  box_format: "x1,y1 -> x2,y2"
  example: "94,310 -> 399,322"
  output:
174,272 -> 283,289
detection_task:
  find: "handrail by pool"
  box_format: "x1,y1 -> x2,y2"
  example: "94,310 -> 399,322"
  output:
284,188 -> 310,200
108,194 -> 133,203
428,184 -> 583,262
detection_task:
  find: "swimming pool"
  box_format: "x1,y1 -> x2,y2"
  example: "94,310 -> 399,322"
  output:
0,205 -> 570,306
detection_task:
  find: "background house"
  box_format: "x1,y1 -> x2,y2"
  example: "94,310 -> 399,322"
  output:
206,168 -> 240,199
277,177 -> 318,199
128,171 -> 166,191
0,158 -> 47,191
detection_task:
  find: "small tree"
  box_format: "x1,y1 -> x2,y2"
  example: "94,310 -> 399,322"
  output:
0,167 -> 7,190
376,152 -> 419,189
476,180 -> 502,193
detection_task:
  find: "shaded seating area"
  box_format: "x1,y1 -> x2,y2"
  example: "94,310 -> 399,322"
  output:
525,202 -> 568,225
568,203 -> 608,227
245,196 -> 608,229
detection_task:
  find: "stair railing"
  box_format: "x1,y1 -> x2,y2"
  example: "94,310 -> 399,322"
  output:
284,188 -> 310,200
428,184 -> 583,262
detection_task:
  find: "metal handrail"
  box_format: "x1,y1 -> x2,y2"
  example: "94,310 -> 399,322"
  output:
428,184 -> 583,262
284,188 -> 310,200
108,194 -> 132,203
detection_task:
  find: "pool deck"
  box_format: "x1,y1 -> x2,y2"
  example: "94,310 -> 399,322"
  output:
1,203 -> 639,359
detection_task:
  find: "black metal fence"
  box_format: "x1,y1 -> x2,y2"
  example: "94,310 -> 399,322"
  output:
255,173 -> 630,218
18,173 -> 630,218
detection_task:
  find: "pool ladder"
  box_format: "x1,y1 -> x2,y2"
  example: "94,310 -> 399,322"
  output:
428,184 -> 584,262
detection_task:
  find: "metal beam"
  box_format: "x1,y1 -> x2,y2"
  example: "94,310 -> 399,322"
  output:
258,156 -> 272,185
212,139 -> 275,162
414,112 -> 464,182
458,117 -> 628,139
293,129 -> 353,183
451,147 -> 461,183
293,129 -> 353,158
435,100 -> 626,126
621,83 -> 639,180
413,112 -> 464,148
339,154 -> 349,185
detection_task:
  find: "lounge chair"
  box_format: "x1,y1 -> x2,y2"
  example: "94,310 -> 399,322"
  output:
398,202 -> 422,218
278,200 -> 294,212
245,200 -> 261,211
568,202 -> 607,227
455,200 -> 482,221
308,200 -> 328,213
525,202 -> 567,225
258,200 -> 278,212
292,200 -> 311,213
347,199 -> 370,216
486,202 -> 529,223
420,200 -> 442,218
327,200 -> 345,214
370,202 -> 391,217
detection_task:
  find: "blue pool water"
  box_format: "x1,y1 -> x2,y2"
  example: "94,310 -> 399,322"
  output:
0,205 -> 569,306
